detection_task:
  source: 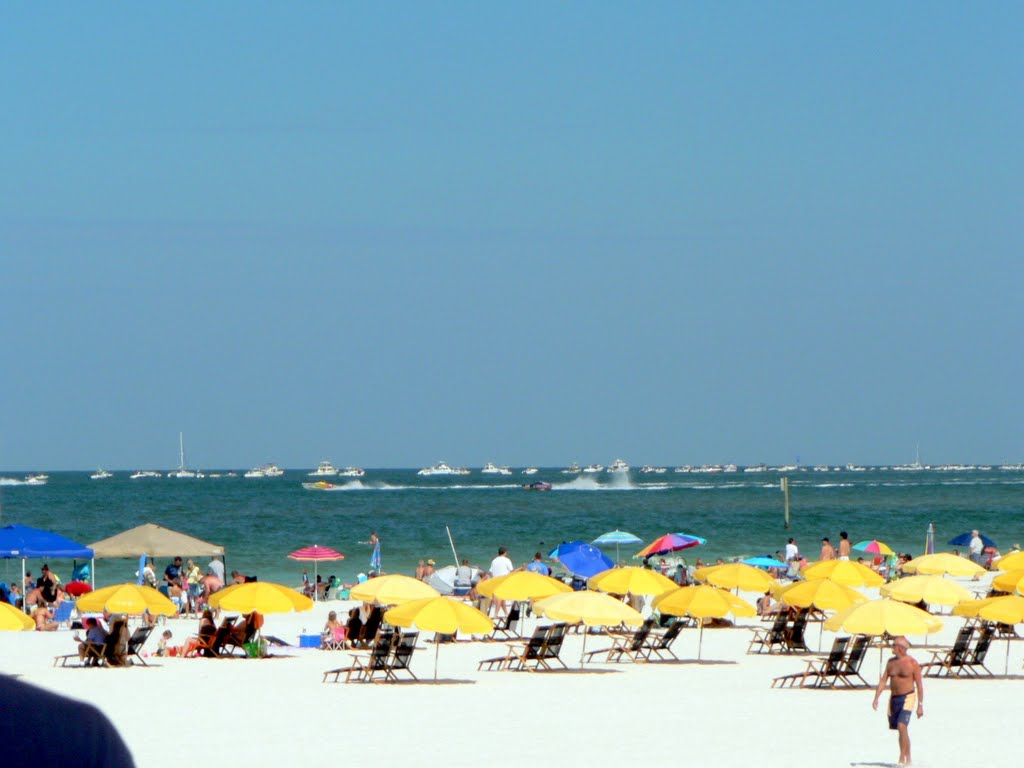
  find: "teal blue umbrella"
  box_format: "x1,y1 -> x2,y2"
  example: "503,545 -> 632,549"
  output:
592,530 -> 642,564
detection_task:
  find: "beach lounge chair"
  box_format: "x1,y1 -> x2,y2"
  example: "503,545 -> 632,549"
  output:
963,624 -> 994,677
222,612 -> 262,657
771,636 -> 850,688
922,624 -> 974,678
582,618 -> 656,664
385,631 -> 419,682
832,634 -> 871,688
322,629 -> 395,683
784,610 -> 810,653
55,618 -> 129,668
478,624 -> 548,671
192,618 -> 236,658
125,626 -> 154,667
643,620 -> 686,662
488,602 -> 521,641
527,623 -> 569,672
747,612 -> 789,654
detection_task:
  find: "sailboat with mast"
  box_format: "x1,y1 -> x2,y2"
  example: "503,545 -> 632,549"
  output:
168,432 -> 199,478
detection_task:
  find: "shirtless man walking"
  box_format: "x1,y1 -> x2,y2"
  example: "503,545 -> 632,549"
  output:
872,636 -> 924,766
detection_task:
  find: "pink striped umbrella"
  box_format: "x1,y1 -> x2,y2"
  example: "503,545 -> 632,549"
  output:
288,545 -> 345,601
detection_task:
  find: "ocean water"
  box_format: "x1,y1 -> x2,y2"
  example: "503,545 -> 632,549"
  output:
1,467 -> 1022,588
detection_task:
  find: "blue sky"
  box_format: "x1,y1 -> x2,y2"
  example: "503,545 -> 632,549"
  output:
1,4 -> 1022,470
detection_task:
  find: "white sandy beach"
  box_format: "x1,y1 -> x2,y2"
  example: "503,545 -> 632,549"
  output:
2,580 -> 1018,768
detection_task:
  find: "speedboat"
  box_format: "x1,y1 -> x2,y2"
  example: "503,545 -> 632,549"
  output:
639,466 -> 666,474
561,463 -> 582,474
521,467 -> 539,475
582,464 -> 604,473
24,474 -> 48,485
481,462 -> 512,475
308,461 -> 339,477
130,470 -> 162,479
90,469 -> 113,480
417,461 -> 459,476
607,459 -> 629,473
302,480 -> 343,491
338,467 -> 365,477
521,481 -> 552,491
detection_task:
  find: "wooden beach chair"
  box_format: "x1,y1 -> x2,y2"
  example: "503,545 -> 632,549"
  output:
922,624 -> 974,678
322,629 -> 395,683
963,624 -> 995,677
192,618 -> 235,659
747,612 -> 788,654
125,626 -> 154,666
478,625 -> 548,671
784,610 -> 810,653
771,636 -> 850,688
524,622 -> 568,672
582,618 -> 656,663
384,631 -> 419,682
832,634 -> 871,688
488,602 -> 521,641
643,620 -> 686,661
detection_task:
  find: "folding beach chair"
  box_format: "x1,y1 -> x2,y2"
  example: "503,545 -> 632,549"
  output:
82,618 -> 129,667
478,624 -> 547,671
963,624 -> 994,677
52,600 -> 76,628
922,624 -> 974,678
488,602 -> 521,641
772,636 -> 850,689
192,619 -> 236,659
322,629 -> 395,683
528,622 -> 568,672
125,626 -> 154,667
747,612 -> 789,654
784,610 -> 810,653
582,618 -> 656,664
385,631 -> 419,682
833,634 -> 871,688
322,626 -> 347,651
643,620 -> 686,662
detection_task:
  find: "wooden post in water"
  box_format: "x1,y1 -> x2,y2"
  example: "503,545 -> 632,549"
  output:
781,477 -> 791,530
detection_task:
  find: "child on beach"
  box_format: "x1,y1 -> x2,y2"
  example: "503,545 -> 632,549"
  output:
156,629 -> 178,656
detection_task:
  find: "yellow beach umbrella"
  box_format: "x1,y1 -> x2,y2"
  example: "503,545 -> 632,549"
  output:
954,594 -> 1024,673
76,583 -> 177,616
992,570 -> 1024,594
533,590 -> 644,627
774,578 -> 868,612
694,563 -> 777,592
349,574 -> 440,605
475,571 -> 571,601
997,551 -> 1024,572
802,559 -> 884,587
954,594 -> 1024,624
0,602 -> 35,631
208,582 -> 313,614
385,597 -> 494,679
824,598 -> 943,636
881,575 -> 973,607
901,552 -> 985,577
654,585 -> 755,659
588,566 -> 677,596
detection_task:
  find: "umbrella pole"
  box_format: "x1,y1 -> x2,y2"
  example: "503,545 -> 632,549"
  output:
435,639 -> 440,681
581,627 -> 587,668
698,620 -> 704,661
314,562 -> 318,602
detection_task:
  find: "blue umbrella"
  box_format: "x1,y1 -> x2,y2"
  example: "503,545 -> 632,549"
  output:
948,531 -> 996,548
551,541 -> 614,579
592,530 -> 642,564
740,556 -> 787,570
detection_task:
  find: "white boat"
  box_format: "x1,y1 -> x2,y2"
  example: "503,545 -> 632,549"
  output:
24,474 -> 48,485
582,464 -> 604,473
338,466 -> 365,477
481,462 -> 512,475
168,433 -> 197,478
522,467 -> 539,475
417,461 -> 460,476
639,466 -> 666,474
130,470 -> 162,479
90,469 -> 113,480
245,463 -> 284,478
607,459 -> 630,473
562,463 -> 582,474
308,461 -> 339,477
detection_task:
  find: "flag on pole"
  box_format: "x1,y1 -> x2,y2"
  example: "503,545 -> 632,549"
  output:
370,540 -> 382,573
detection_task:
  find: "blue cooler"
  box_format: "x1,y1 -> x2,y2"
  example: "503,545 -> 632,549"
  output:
299,634 -> 321,649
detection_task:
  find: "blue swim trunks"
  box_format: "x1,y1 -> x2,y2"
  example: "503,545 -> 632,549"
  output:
888,692 -> 916,730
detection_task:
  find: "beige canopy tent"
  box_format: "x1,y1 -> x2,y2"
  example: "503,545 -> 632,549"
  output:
89,523 -> 224,558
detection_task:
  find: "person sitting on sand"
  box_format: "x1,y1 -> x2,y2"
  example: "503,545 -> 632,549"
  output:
345,607 -> 363,645
322,610 -> 345,647
33,603 -> 59,631
156,629 -> 176,657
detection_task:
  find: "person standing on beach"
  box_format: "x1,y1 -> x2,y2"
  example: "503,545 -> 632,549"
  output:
785,538 -> 799,562
820,538 -> 835,561
969,530 -> 983,564
873,636 -> 924,766
489,547 -> 514,616
838,531 -> 852,560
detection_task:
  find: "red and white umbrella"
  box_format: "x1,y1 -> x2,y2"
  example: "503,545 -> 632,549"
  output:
288,545 -> 345,600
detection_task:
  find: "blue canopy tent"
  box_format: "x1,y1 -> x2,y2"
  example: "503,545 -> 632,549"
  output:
0,524 -> 94,611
